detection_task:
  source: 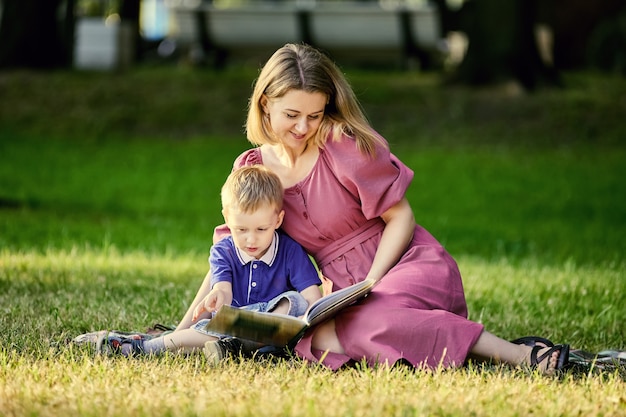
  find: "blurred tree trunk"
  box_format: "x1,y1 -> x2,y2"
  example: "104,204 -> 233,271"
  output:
438,0 -> 560,91
433,0 -> 625,89
118,0 -> 142,62
0,0 -> 74,69
551,0 -> 625,69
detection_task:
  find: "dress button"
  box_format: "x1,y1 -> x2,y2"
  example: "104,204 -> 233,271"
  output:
303,212 -> 308,219
251,282 -> 257,287
252,264 -> 258,269
295,186 -> 301,194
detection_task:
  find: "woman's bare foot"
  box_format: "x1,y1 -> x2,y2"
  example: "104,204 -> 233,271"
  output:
468,332 -> 568,375
524,345 -> 566,376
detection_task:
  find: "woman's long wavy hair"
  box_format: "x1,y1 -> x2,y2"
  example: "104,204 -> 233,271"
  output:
245,43 -> 385,156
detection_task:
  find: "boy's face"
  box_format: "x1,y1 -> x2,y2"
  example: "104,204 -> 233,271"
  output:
224,204 -> 284,260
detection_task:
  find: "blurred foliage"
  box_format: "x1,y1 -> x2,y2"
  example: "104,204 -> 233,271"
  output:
0,67 -> 625,147
0,68 -> 624,266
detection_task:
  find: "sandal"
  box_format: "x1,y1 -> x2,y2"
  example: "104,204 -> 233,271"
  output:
530,344 -> 570,374
97,333 -> 146,356
511,336 -> 554,348
74,329 -> 155,347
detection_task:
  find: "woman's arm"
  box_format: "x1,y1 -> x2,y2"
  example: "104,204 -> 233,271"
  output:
365,197 -> 416,283
176,270 -> 213,330
213,223 -> 231,244
174,228 -> 231,330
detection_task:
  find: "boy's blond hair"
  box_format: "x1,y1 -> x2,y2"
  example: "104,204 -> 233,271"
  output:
221,165 -> 283,214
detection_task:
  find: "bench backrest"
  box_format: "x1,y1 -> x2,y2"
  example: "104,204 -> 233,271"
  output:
168,2 -> 439,48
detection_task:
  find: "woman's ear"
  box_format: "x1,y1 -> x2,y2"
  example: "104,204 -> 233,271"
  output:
260,95 -> 269,114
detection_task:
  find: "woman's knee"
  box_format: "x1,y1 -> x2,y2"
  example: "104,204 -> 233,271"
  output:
311,319 -> 345,354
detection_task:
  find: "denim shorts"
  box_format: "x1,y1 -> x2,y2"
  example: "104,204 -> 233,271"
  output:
192,290 -> 309,337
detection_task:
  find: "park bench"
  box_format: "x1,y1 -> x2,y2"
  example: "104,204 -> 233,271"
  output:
165,0 -> 441,69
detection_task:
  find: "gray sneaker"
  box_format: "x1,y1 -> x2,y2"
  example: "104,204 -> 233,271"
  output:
73,330 -> 126,347
204,337 -> 243,365
74,330 -> 152,349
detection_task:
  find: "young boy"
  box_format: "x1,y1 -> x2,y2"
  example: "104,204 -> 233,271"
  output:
97,165 -> 322,362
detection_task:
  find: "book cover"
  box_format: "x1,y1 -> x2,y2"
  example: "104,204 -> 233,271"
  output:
204,278 -> 377,347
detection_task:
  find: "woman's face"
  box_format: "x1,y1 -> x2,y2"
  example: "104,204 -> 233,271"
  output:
262,89 -> 327,149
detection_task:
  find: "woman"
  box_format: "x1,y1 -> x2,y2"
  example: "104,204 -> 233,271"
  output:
177,43 -> 569,375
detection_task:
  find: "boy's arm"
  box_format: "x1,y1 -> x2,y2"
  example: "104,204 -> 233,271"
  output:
192,281 -> 233,320
299,284 -> 323,308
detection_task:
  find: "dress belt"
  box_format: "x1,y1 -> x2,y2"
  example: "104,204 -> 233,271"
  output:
314,218 -> 385,268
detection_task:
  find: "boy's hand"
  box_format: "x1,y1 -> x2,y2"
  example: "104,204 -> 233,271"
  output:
192,289 -> 228,321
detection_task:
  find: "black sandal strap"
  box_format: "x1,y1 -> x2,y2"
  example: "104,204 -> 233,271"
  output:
511,336 -> 554,347
530,344 -> 570,372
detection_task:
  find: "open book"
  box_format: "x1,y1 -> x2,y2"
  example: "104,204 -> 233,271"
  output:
204,278 -> 377,347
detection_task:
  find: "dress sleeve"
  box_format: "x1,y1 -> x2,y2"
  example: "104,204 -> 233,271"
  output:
233,148 -> 263,169
212,149 -> 263,244
324,133 -> 414,219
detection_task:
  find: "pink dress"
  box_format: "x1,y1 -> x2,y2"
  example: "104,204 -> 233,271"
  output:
232,134 -> 484,370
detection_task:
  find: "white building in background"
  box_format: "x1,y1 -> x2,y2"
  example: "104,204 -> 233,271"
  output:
75,0 -> 171,70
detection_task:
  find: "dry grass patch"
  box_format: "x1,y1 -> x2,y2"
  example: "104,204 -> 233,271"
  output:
1,351 -> 625,417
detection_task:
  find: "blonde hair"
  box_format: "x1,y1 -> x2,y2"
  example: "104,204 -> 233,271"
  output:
221,165 -> 283,214
246,43 -> 385,156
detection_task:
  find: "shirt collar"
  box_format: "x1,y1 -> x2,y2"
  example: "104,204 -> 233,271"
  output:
235,231 -> 279,266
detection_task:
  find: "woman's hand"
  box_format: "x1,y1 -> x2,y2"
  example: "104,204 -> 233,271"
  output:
320,274 -> 334,297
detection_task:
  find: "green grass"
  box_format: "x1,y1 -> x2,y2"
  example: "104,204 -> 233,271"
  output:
1,135 -> 624,265
1,67 -> 625,416
1,250 -> 625,416
0,135 -> 245,253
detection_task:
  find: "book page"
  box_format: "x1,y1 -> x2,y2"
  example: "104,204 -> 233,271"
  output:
305,278 -> 376,327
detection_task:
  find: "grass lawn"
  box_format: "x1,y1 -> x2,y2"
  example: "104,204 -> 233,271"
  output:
0,66 -> 625,416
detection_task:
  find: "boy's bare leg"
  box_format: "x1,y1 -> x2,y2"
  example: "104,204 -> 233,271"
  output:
162,328 -> 219,354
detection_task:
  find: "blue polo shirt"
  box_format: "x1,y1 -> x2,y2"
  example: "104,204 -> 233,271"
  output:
209,231 -> 321,308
